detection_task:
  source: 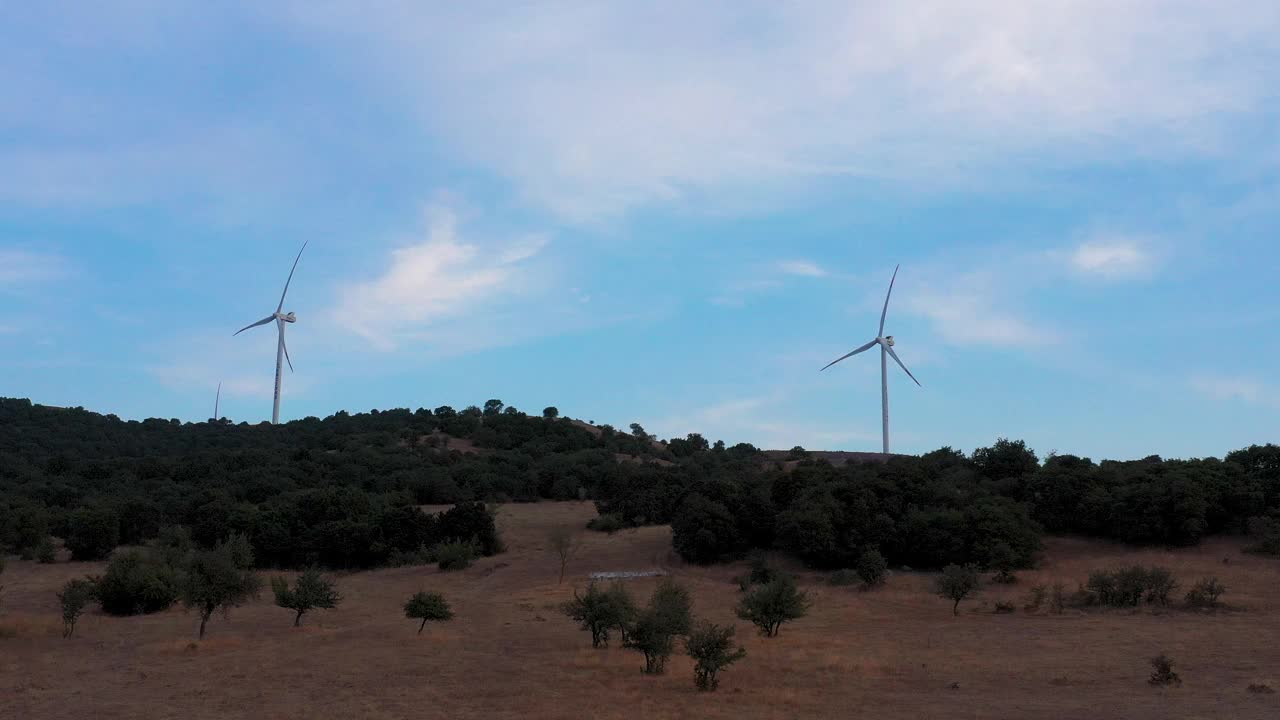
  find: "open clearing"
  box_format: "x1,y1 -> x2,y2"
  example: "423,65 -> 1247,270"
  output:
4,502 -> 1280,719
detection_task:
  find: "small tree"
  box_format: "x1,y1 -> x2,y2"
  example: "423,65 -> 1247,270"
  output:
935,563 -> 981,616
542,406 -> 560,419
1149,653 -> 1181,686
685,621 -> 747,691
649,578 -> 693,636
856,548 -> 888,588
404,591 -> 453,634
624,609 -> 676,674
58,578 -> 97,638
561,582 -> 636,648
180,534 -> 262,640
271,569 -> 341,627
548,524 -> 583,584
433,540 -> 478,571
736,575 -> 810,637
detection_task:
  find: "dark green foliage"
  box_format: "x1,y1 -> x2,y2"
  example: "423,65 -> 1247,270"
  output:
434,540 -> 478,571
180,534 -> 262,639
404,591 -> 453,634
935,564 -> 981,615
1149,654 -> 1181,686
586,514 -> 626,534
542,407 -> 559,419
58,578 -> 97,638
1245,516 -> 1280,556
685,621 -> 747,691
737,552 -> 779,591
736,575 -> 811,637
271,569 -> 341,626
826,569 -> 860,587
561,582 -> 637,648
994,601 -> 1016,614
1079,566 -> 1177,608
36,537 -> 57,564
622,579 -> 693,674
65,507 -> 120,561
95,550 -> 180,616
856,548 -> 888,588
671,494 -> 747,565
1184,577 -> 1225,609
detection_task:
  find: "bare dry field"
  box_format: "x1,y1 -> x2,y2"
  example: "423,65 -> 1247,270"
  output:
4,501 -> 1280,719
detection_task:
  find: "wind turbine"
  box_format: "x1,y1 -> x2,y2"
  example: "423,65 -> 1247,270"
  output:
214,381 -> 222,422
821,264 -> 921,455
234,242 -> 307,425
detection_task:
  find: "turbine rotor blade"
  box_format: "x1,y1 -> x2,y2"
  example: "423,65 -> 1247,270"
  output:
885,345 -> 921,387
879,264 -> 900,337
234,315 -> 275,336
820,339 -> 878,371
281,331 -> 294,373
276,241 -> 309,313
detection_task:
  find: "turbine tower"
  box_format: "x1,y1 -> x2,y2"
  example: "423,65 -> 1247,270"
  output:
234,242 -> 307,425
821,264 -> 921,454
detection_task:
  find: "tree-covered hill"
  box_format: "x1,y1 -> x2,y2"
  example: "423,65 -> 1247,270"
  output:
2,397 -> 1278,574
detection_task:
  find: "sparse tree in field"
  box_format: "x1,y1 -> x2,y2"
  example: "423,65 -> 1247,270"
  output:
561,582 -> 636,648
404,591 -> 453,634
1149,654 -> 1181,686
736,575 -> 811,637
271,569 -> 341,627
180,534 -> 262,640
548,524 -> 583,584
58,578 -> 97,638
542,406 -> 559,419
856,548 -> 888,588
624,609 -> 677,674
935,564 -> 981,616
685,621 -> 747,691
622,579 -> 694,674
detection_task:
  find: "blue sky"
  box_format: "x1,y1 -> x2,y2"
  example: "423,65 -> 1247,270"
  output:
2,2 -> 1278,460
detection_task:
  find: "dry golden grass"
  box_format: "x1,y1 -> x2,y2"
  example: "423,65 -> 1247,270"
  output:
3,501 -> 1280,719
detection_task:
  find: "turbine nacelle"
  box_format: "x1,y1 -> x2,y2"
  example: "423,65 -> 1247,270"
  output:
881,335 -> 896,347
276,312 -> 297,323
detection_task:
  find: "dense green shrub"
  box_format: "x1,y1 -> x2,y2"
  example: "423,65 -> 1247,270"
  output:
95,550 -> 180,616
65,507 -> 121,561
736,575 -> 810,637
856,548 -> 889,588
434,540 -> 478,571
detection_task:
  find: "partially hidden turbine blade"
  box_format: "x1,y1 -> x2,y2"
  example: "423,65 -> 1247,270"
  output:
820,339 -> 878,372
885,345 -> 921,387
276,241 -> 309,313
234,315 -> 276,336
879,264 -> 900,337
282,332 -> 294,373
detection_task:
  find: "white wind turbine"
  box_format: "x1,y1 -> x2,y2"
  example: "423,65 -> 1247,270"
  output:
234,242 -> 307,425
821,264 -> 921,455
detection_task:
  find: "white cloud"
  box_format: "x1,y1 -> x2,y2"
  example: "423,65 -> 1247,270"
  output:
905,272 -> 1059,349
1069,237 -> 1153,278
778,260 -> 828,278
1189,374 -> 1280,407
332,204 -> 551,351
276,1 -> 1280,219
0,248 -> 68,288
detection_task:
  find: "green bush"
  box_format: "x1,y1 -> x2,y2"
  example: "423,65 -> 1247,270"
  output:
736,575 -> 810,637
685,621 -> 747,691
271,569 -> 341,626
66,507 -> 121,561
1184,577 -> 1225,609
934,564 -> 981,615
95,550 -> 180,616
1149,654 -> 1181,686
58,578 -> 97,638
36,537 -> 57,564
586,514 -> 626,534
561,582 -> 637,648
856,548 -> 888,588
180,534 -> 262,640
1079,566 -> 1178,608
434,540 -> 478,571
826,569 -> 860,587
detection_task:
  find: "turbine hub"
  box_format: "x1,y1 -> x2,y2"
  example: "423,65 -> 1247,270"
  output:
885,335 -> 895,346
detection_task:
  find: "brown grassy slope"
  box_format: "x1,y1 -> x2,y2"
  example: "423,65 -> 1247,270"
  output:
3,502 -> 1280,720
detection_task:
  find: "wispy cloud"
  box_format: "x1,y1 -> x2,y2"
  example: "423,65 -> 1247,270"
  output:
0,248 -> 69,288
778,260 -> 828,278
332,204 -> 552,351
905,271 -> 1060,349
1189,374 -> 1280,408
1067,236 -> 1155,279
652,395 -> 879,450
276,1 -> 1280,219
